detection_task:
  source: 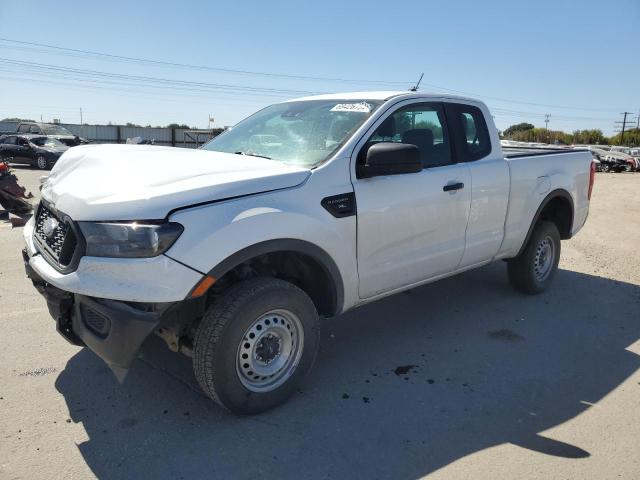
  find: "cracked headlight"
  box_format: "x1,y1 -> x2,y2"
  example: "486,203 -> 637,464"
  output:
79,222 -> 184,258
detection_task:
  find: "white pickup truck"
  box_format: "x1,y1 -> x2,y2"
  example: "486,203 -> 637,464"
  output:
23,91 -> 594,414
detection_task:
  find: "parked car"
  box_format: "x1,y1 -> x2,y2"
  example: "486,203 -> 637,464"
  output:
15,122 -> 88,147
22,91 -> 594,414
0,134 -> 69,169
604,151 -> 636,172
590,148 -> 617,172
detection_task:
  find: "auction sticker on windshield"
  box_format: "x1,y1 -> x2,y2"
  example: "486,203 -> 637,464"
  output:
330,102 -> 372,113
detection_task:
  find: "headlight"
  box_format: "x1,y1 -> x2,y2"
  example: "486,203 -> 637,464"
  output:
79,222 -> 183,258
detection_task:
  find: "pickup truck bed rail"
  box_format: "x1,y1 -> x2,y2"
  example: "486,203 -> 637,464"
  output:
503,147 -> 588,159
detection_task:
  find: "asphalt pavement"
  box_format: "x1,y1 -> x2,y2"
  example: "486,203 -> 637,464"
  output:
1,167 -> 639,479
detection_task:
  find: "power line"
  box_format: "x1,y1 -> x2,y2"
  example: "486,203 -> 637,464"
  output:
0,37 -> 411,86
0,58 -> 321,97
0,37 -> 627,114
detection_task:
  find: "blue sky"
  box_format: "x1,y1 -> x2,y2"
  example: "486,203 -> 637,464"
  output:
0,0 -> 638,134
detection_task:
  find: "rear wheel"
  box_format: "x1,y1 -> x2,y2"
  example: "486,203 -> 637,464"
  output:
601,163 -> 610,173
508,221 -> 561,294
193,277 -> 320,415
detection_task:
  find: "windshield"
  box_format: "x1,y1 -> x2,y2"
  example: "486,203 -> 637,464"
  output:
42,125 -> 73,135
30,136 -> 65,148
202,100 -> 383,166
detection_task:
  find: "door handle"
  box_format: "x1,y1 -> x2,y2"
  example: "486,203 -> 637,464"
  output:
443,182 -> 464,192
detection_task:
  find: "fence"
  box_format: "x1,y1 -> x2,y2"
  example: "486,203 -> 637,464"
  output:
0,121 -> 217,148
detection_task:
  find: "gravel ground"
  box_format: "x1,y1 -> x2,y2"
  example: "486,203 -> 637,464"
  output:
1,167 -> 639,480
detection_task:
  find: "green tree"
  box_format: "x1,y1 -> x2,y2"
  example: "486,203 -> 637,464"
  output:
572,129 -> 606,145
2,117 -> 35,122
503,123 -> 535,137
608,128 -> 640,147
510,128 -> 571,144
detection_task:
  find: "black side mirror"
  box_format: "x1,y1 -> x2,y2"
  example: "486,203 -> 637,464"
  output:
356,142 -> 422,179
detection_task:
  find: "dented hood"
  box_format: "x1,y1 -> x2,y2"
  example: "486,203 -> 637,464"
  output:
40,144 -> 310,221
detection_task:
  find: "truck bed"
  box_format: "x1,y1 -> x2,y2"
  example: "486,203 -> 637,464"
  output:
497,147 -> 592,259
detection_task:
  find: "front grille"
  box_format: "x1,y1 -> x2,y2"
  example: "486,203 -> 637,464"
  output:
34,203 -> 77,267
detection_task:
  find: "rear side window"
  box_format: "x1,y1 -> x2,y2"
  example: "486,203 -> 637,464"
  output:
29,125 -> 40,134
445,103 -> 491,162
18,124 -> 30,133
2,136 -> 17,145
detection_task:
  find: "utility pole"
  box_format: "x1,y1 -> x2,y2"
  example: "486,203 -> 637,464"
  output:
614,112 -> 633,144
544,114 -> 551,130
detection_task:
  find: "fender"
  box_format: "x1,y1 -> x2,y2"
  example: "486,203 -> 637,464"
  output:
515,189 -> 574,257
206,238 -> 345,315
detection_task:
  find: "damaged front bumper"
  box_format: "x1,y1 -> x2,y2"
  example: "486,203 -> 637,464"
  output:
23,248 -> 202,378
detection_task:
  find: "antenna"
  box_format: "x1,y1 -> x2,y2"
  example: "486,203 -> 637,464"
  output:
409,73 -> 424,92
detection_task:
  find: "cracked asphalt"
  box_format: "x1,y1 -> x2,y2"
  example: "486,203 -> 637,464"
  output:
1,167 -> 639,479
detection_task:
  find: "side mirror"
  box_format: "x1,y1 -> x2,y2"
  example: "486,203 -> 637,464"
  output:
356,142 -> 422,179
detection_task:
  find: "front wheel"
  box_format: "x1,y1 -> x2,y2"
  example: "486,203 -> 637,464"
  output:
508,221 -> 561,294
36,155 -> 49,170
193,277 -> 320,415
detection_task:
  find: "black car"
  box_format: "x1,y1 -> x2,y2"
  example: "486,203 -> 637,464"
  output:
0,134 -> 69,169
15,122 -> 88,147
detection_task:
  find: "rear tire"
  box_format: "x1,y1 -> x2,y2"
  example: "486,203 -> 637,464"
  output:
508,221 -> 561,294
193,277 -> 320,415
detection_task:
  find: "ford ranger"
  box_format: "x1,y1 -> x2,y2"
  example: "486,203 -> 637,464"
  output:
22,92 -> 594,414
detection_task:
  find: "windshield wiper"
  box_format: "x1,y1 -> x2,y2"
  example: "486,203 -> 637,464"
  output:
234,151 -> 271,160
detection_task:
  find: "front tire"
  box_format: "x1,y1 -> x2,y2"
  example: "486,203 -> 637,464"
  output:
508,221 -> 561,294
193,277 -> 320,415
36,155 -> 49,170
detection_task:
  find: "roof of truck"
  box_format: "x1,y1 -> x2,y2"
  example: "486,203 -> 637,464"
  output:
286,91 -> 479,103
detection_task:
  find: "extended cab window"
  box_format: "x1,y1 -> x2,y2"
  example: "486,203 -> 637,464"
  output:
363,103 -> 452,168
445,103 -> 491,162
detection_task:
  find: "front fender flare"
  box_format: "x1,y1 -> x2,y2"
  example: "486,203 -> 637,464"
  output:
206,238 -> 344,316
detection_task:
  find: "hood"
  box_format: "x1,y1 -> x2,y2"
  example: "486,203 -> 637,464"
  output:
41,144 -> 311,221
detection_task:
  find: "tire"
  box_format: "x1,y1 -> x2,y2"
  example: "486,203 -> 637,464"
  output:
36,155 -> 49,170
508,221 -> 561,295
624,164 -> 631,172
193,277 -> 320,415
601,163 -> 610,173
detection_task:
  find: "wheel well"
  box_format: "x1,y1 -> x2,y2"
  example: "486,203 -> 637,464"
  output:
210,250 -> 339,317
538,195 -> 573,239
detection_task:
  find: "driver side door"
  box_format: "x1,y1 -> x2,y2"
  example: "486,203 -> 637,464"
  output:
352,102 -> 471,299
